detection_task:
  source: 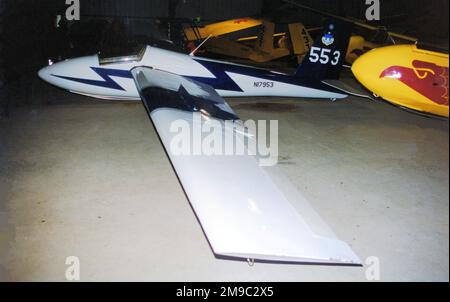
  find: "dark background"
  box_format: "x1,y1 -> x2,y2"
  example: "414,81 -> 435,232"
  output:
0,0 -> 448,116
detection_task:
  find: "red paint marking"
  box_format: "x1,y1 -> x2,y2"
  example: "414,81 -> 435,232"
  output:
380,60 -> 449,106
233,19 -> 249,24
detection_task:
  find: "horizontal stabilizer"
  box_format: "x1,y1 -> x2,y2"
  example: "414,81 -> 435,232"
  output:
322,79 -> 374,99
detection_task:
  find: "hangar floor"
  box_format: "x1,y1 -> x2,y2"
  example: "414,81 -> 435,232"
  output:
0,83 -> 448,282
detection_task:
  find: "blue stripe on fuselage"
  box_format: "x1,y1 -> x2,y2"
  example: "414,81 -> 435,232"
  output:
52,67 -> 133,91
50,59 -> 343,95
190,58 -> 343,94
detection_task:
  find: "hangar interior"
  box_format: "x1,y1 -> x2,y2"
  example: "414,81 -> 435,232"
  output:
0,0 -> 448,281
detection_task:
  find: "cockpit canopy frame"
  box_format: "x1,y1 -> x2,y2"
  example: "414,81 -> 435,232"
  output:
99,45 -> 146,65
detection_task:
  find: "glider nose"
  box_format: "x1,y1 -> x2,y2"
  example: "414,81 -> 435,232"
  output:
351,49 -> 381,95
351,53 -> 371,85
38,57 -> 95,90
38,65 -> 53,83
38,61 -> 64,87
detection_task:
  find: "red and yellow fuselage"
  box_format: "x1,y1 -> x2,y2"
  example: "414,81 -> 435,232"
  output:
352,44 -> 449,118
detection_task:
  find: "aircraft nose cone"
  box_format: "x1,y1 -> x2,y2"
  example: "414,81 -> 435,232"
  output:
38,65 -> 52,82
37,60 -> 71,88
351,50 -> 380,94
37,56 -> 99,91
351,54 -> 368,82
38,61 -> 63,85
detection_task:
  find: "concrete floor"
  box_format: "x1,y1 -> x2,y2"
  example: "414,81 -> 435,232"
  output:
0,86 -> 448,282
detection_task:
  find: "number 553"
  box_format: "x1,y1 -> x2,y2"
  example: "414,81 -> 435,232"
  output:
309,47 -> 341,66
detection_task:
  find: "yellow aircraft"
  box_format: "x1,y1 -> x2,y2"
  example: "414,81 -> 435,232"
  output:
185,18 -> 314,63
352,44 -> 449,118
203,21 -> 313,63
237,28 -> 379,64
184,18 -> 263,41
346,36 -> 379,64
184,17 -> 381,64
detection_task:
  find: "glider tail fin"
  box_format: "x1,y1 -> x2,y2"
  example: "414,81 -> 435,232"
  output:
295,19 -> 352,80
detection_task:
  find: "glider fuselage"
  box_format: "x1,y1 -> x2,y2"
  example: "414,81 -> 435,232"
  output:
38,46 -> 347,101
352,44 -> 449,118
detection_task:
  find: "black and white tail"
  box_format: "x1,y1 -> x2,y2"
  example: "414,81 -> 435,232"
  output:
296,19 -> 353,80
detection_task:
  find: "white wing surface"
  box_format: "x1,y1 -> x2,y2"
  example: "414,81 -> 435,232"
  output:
131,67 -> 361,265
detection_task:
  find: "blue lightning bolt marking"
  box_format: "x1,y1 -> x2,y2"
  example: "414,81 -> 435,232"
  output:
52,63 -> 244,93
189,59 -> 244,92
50,61 -> 341,95
189,59 -> 327,92
52,67 -> 133,91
